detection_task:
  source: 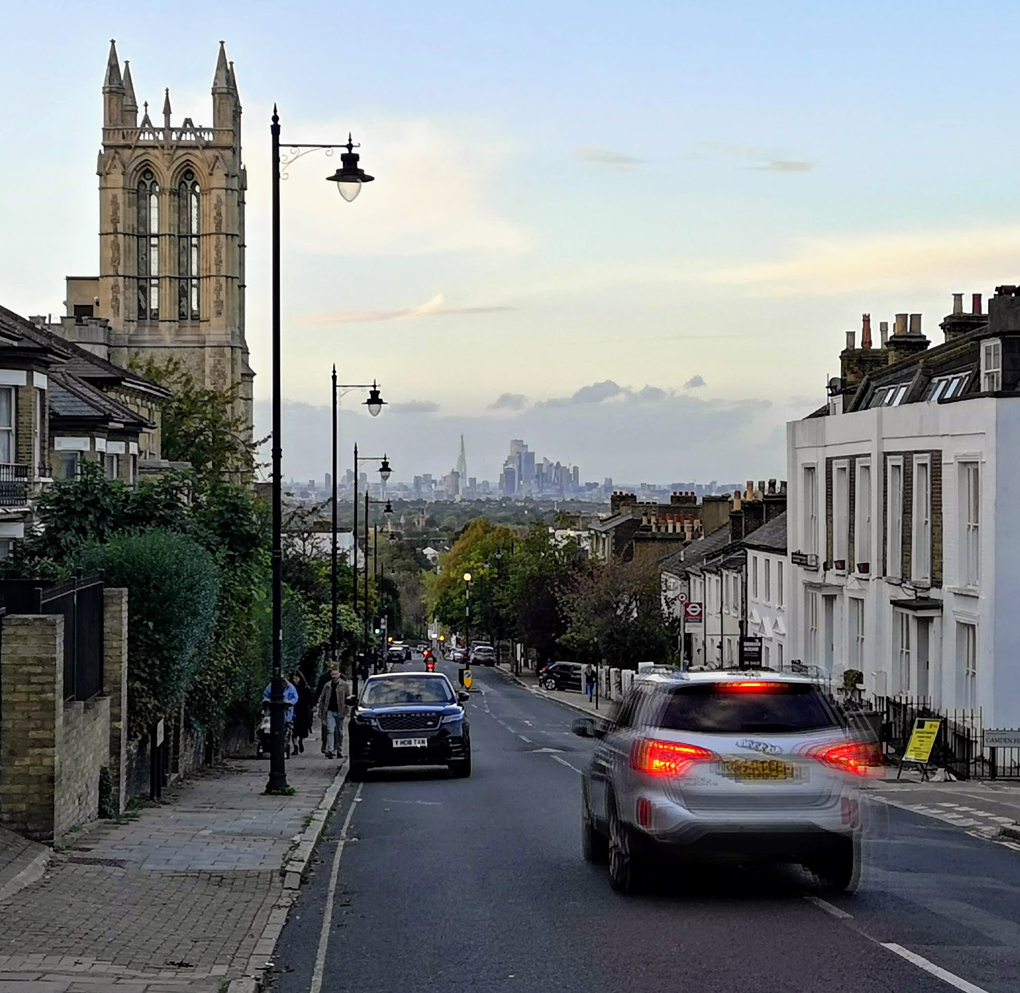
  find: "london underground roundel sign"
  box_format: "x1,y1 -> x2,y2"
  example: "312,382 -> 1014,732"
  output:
684,602 -> 703,622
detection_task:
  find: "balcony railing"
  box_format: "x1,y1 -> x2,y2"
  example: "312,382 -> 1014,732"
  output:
0,463 -> 30,507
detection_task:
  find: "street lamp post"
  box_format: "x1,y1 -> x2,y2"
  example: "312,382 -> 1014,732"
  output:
462,571 -> 472,681
267,108 -> 374,795
350,448 -> 391,699
330,370 -> 384,664
363,493 -> 393,678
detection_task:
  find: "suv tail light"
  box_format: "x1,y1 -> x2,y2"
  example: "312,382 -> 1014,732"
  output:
631,738 -> 716,777
718,681 -> 790,693
810,740 -> 884,777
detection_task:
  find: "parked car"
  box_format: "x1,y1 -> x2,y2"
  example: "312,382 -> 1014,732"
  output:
448,647 -> 467,663
386,646 -> 406,664
469,643 -> 496,666
539,661 -> 583,692
572,670 -> 882,894
348,671 -> 472,780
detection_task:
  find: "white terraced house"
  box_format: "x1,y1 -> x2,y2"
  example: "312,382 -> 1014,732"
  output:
786,291 -> 1020,725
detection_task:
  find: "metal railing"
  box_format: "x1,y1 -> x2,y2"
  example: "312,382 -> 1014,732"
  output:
0,463 -> 30,507
0,575 -> 105,701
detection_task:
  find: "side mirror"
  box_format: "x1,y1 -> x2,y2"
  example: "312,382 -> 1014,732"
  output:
458,691 -> 470,702
345,694 -> 357,706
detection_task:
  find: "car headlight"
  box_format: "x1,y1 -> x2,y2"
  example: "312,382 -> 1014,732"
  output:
441,710 -> 464,725
353,714 -> 377,727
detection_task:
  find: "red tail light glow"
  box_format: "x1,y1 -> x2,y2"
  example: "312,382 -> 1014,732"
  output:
810,740 -> 884,777
631,738 -> 716,777
718,681 -> 790,693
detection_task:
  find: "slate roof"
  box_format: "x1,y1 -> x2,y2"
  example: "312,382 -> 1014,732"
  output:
739,511 -> 788,554
58,336 -> 171,399
0,304 -> 71,359
660,524 -> 733,576
49,371 -> 152,430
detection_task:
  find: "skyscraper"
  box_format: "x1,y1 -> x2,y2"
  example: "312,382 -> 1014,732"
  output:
456,434 -> 467,481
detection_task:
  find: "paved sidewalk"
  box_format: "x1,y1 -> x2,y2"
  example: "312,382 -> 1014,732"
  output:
0,826 -> 49,903
496,664 -> 610,718
0,744 -> 346,993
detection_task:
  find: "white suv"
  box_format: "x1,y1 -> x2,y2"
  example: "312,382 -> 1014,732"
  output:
573,671 -> 882,893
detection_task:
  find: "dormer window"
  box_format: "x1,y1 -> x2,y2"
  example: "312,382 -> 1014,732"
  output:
981,339 -> 1001,392
925,372 -> 970,402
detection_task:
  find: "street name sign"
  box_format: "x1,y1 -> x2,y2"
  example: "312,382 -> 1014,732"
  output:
984,729 -> 1020,748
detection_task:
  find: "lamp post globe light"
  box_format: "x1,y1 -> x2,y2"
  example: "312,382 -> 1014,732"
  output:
330,372 -> 385,677
267,108 -> 373,795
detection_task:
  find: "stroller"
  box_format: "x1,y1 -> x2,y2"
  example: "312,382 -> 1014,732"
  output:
255,703 -> 293,759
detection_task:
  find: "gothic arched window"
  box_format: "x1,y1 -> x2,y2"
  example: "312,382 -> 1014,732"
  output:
177,169 -> 200,321
137,170 -> 160,321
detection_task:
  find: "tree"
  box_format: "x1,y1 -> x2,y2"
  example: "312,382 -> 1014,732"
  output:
136,358 -> 255,485
80,531 -> 220,734
559,559 -> 673,668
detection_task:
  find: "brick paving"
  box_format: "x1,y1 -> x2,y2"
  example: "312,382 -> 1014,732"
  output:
0,747 -> 344,993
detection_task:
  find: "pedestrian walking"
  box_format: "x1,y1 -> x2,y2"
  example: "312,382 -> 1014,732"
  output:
584,663 -> 596,703
291,671 -> 314,753
317,666 -> 352,759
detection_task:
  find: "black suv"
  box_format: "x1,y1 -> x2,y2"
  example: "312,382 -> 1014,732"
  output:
539,662 -> 583,691
349,672 -> 471,779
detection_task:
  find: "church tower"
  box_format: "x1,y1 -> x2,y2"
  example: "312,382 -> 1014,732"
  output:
66,40 -> 253,434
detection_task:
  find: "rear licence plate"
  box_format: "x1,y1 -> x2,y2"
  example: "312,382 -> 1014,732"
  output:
721,757 -> 805,782
393,737 -> 428,748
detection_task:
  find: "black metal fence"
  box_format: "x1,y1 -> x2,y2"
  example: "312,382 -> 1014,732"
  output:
0,463 -> 30,507
0,575 -> 105,701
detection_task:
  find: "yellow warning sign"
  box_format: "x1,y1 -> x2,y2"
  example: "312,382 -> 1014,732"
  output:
463,669 -> 473,690
903,719 -> 941,764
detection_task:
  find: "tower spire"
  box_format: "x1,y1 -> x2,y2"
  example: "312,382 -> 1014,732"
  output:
162,88 -> 172,130
103,39 -> 123,90
213,40 -> 231,91
122,60 -> 137,123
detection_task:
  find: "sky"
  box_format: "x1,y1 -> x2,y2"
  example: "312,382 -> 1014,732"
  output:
4,1 -> 1020,484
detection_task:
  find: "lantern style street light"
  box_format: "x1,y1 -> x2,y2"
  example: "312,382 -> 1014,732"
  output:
267,107 -> 374,795
330,368 -> 385,669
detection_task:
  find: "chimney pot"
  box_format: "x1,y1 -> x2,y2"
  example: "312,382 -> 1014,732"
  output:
845,330 -> 856,351
953,293 -> 963,315
894,313 -> 908,336
757,480 -> 765,495
909,313 -> 922,336
861,313 -> 872,349
973,293 -> 982,315
768,478 -> 776,494
879,321 -> 889,347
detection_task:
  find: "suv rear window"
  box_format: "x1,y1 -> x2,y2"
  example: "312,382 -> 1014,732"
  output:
656,683 -> 840,734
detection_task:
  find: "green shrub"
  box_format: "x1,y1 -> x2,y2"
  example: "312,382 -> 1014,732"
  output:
80,530 -> 220,735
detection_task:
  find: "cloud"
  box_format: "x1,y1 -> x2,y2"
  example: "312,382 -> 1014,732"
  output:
683,374 -> 706,389
701,225 -> 1020,297
574,146 -> 645,168
700,142 -> 813,174
543,380 -> 677,407
388,400 -> 441,414
246,115 -> 532,257
301,293 -> 515,325
488,392 -> 529,411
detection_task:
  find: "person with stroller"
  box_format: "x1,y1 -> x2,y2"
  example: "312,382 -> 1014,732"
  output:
259,676 -> 299,757
290,671 -> 315,754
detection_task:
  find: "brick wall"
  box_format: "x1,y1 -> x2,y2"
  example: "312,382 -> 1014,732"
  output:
0,590 -> 129,841
0,615 -> 63,839
55,695 -> 110,839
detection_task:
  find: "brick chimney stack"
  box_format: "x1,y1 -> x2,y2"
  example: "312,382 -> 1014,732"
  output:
840,312 -> 887,387
941,291 -> 988,343
886,310 -> 930,364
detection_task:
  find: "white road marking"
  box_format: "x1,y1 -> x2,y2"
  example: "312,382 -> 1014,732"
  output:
309,782 -> 363,993
804,895 -> 853,920
880,943 -> 991,993
530,747 -> 563,754
518,735 -> 532,743
551,755 -> 582,774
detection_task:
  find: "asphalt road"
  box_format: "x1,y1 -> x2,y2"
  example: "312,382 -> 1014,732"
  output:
269,659 -> 1020,993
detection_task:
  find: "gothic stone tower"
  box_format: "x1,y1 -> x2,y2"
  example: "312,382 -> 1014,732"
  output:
66,40 -> 253,435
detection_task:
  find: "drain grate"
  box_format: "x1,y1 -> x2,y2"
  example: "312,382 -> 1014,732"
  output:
65,856 -> 129,868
